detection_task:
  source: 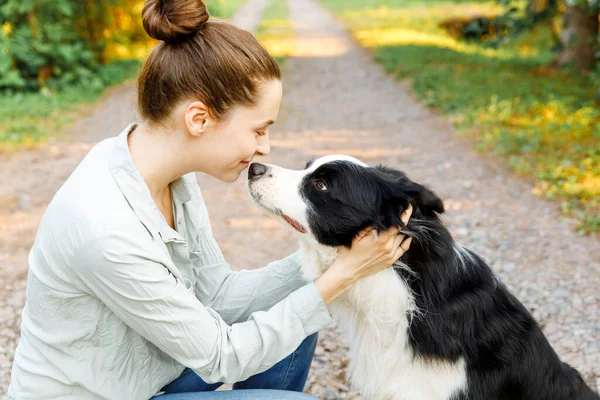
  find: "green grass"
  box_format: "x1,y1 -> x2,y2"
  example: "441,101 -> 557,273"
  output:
208,0 -> 247,19
320,0 -> 600,234
255,0 -> 293,66
0,59 -> 141,150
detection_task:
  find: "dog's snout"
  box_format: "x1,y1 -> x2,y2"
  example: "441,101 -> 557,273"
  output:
249,163 -> 268,179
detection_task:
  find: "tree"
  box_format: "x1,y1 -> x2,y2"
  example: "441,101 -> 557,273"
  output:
554,1 -> 599,70
0,0 -> 147,91
494,0 -> 599,71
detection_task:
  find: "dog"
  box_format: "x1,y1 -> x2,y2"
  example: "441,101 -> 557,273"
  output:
247,155 -> 599,400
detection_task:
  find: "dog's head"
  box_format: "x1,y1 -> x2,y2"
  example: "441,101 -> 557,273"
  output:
247,155 -> 444,248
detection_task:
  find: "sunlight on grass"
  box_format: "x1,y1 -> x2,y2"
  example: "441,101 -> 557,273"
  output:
0,60 -> 141,152
207,0 -> 247,19
257,0 -> 351,59
320,0 -> 599,233
255,0 -> 295,61
356,28 -> 516,60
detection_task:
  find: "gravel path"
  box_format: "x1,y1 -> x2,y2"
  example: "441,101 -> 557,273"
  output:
0,0 -> 598,397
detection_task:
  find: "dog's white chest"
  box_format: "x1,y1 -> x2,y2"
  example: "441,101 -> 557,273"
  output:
302,247 -> 468,400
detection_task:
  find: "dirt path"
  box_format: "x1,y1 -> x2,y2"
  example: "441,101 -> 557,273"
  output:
0,0 -> 598,397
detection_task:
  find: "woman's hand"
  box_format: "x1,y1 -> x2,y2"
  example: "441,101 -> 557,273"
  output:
315,205 -> 413,304
336,204 -> 413,283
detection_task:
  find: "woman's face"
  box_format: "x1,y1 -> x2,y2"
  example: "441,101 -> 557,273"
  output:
194,80 -> 283,182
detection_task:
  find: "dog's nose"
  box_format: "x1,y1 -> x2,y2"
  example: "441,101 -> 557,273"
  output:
249,163 -> 268,179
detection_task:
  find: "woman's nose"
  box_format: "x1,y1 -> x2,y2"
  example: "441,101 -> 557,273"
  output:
257,137 -> 270,156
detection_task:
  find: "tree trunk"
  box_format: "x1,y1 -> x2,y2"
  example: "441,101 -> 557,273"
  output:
554,5 -> 599,71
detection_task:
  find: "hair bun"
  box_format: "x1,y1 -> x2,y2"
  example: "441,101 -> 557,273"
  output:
142,0 -> 209,42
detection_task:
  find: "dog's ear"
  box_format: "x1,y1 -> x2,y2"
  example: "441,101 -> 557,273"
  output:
375,166 -> 444,223
404,182 -> 445,217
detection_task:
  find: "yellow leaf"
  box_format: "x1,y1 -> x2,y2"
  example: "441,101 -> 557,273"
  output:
2,22 -> 12,36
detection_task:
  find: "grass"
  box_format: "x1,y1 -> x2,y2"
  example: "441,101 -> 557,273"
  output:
208,0 -> 247,19
0,59 -> 141,151
255,0 -> 294,65
319,0 -> 600,234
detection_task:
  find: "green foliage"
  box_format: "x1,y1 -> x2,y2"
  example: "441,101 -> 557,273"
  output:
0,0 -> 247,92
486,0 -> 559,47
0,59 -> 139,147
207,0 -> 247,19
320,0 -> 600,233
490,0 -> 599,69
0,0 -> 105,91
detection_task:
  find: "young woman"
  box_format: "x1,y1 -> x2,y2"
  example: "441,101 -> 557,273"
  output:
7,1 -> 412,399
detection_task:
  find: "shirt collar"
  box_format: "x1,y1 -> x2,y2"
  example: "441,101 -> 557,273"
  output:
109,123 -> 197,242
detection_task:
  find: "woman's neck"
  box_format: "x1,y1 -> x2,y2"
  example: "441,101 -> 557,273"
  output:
127,123 -> 188,201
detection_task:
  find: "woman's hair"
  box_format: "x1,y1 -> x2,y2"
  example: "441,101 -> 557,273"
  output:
138,0 -> 281,123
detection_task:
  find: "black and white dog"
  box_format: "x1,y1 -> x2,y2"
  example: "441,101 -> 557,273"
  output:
247,155 -> 599,400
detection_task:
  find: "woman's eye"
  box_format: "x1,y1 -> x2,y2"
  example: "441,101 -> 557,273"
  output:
255,131 -> 264,136
314,180 -> 328,191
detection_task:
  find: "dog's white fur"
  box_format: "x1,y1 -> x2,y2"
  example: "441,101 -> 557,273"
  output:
248,156 -> 467,400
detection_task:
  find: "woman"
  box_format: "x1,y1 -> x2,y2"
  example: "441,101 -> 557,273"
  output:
7,0 -> 412,399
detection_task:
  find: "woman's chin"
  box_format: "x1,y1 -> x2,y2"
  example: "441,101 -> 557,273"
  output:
218,170 -> 242,183
208,163 -> 247,183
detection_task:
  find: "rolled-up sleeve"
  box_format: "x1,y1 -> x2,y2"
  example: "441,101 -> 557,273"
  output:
70,230 -> 333,384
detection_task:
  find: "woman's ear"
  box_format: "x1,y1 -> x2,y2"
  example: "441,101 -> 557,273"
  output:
185,101 -> 213,137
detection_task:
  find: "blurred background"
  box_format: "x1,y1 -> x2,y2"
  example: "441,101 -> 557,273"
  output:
0,0 -> 598,231
0,0 -> 599,397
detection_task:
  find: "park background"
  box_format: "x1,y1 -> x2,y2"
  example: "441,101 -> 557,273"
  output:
0,0 -> 599,397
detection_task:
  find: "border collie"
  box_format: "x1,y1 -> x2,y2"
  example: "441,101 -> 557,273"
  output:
247,155 -> 599,400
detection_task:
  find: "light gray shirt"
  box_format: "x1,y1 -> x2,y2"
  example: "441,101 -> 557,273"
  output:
7,124 -> 333,400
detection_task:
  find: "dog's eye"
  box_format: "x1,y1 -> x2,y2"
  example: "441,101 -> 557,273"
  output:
313,180 -> 328,191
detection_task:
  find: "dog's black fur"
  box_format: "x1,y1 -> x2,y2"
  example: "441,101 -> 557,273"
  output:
301,160 -> 599,400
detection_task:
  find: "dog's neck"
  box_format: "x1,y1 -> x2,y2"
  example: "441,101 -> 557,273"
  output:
296,237 -> 417,318
298,240 -> 338,282
296,216 -> 474,305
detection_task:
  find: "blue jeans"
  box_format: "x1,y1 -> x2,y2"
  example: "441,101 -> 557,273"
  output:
154,333 -> 319,400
